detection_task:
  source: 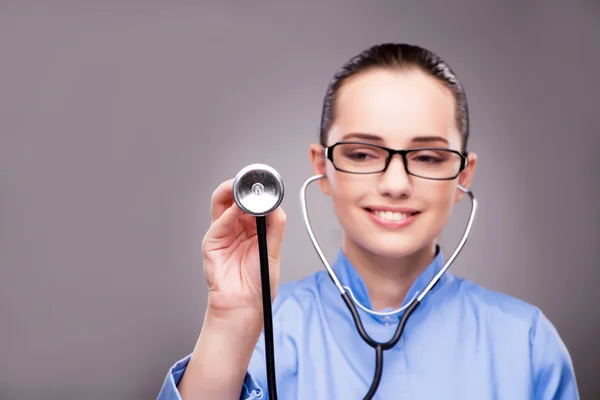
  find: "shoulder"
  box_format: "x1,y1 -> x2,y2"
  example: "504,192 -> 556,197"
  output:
444,276 -> 578,397
449,274 -> 543,327
444,275 -> 567,353
449,275 -> 574,367
452,276 -> 580,397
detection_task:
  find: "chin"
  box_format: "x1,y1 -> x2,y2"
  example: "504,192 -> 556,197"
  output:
355,235 -> 432,260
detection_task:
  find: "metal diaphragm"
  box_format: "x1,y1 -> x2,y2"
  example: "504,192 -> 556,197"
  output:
232,164 -> 284,216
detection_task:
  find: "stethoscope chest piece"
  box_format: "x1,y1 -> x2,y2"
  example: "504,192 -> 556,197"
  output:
233,163 -> 284,217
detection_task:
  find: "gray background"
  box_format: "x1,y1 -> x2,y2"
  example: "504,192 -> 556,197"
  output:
1,1 -> 598,399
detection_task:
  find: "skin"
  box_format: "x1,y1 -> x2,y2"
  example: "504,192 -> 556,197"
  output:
309,67 -> 477,311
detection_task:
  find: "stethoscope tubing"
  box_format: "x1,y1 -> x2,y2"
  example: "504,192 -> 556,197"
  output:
256,216 -> 278,400
300,174 -> 478,399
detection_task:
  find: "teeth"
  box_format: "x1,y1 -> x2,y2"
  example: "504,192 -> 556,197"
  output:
373,210 -> 412,222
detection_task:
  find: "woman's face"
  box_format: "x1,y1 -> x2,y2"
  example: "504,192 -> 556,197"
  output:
310,68 -> 477,259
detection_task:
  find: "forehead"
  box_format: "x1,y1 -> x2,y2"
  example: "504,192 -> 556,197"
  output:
330,68 -> 460,148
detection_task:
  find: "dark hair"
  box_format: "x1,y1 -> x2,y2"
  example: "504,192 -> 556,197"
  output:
319,43 -> 470,153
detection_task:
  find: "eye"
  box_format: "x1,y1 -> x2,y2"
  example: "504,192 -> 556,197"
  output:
347,150 -> 376,161
409,150 -> 447,164
340,145 -> 383,162
415,154 -> 443,163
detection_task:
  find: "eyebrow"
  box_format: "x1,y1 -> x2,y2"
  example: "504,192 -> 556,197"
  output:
340,132 -> 449,145
411,135 -> 449,145
340,133 -> 384,142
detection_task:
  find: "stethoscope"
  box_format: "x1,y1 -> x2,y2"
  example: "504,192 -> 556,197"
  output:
232,164 -> 478,400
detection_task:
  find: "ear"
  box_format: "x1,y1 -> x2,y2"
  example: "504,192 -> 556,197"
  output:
309,143 -> 331,195
455,152 -> 477,203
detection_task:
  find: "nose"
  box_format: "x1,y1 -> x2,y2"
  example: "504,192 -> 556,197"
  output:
378,154 -> 412,199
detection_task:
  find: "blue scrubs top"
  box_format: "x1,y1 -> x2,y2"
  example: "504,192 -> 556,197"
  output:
158,247 -> 579,399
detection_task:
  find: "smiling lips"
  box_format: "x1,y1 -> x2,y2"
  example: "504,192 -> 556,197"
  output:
364,207 -> 420,228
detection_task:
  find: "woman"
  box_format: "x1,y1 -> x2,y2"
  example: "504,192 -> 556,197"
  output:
158,43 -> 579,399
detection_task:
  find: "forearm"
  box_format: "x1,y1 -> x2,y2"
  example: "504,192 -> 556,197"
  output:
178,308 -> 263,400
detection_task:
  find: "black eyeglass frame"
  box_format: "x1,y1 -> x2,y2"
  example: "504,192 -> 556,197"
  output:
324,141 -> 469,181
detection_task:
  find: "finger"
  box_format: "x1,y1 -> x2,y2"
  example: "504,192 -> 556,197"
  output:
206,201 -> 245,240
211,179 -> 236,222
264,206 -> 287,260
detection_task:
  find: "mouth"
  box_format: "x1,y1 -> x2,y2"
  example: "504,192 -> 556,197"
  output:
364,208 -> 421,227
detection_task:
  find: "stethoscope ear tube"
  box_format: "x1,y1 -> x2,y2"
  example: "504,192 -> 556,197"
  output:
233,164 -> 284,400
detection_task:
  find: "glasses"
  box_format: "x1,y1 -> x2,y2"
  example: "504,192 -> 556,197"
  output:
325,141 -> 468,180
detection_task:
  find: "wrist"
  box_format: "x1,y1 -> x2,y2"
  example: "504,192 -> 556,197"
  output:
182,305 -> 264,399
205,302 -> 264,334
194,305 -> 263,370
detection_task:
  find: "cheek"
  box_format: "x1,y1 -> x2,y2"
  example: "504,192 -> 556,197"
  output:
411,183 -> 456,243
425,182 -> 457,218
327,171 -> 370,214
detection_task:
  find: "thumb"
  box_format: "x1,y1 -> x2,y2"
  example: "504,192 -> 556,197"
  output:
205,202 -> 245,241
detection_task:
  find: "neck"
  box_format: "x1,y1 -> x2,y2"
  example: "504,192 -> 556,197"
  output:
343,238 -> 437,311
